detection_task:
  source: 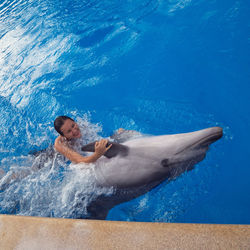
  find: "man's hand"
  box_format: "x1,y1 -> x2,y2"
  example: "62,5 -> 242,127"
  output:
54,136 -> 67,151
94,139 -> 112,157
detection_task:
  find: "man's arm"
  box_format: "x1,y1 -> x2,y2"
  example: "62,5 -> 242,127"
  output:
54,136 -> 111,164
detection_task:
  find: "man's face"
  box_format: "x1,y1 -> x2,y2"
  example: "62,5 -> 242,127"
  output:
60,119 -> 82,139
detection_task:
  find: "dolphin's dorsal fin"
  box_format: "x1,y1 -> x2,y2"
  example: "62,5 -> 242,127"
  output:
81,141 -> 129,158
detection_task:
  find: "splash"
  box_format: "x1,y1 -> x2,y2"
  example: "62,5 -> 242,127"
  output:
0,116 -> 114,219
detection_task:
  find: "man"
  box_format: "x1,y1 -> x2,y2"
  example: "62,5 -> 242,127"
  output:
54,116 -> 112,164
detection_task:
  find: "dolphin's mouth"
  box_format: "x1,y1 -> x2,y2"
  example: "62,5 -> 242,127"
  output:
175,128 -> 223,155
197,131 -> 223,147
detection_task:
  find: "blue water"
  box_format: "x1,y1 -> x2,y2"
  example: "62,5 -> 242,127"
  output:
0,0 -> 249,224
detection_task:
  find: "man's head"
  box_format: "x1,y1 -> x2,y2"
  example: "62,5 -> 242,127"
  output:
54,116 -> 81,140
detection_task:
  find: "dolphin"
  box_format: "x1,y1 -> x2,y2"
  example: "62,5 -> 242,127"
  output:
0,127 -> 222,219
80,127 -> 223,219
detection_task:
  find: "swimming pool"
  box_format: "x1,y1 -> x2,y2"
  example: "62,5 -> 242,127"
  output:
0,0 -> 249,224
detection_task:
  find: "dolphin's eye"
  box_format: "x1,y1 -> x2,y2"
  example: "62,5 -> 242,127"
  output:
161,159 -> 169,168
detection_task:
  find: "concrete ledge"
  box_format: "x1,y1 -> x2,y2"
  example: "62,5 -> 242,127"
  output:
0,215 -> 249,249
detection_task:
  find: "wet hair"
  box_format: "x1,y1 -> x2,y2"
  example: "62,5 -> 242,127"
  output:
54,116 -> 74,136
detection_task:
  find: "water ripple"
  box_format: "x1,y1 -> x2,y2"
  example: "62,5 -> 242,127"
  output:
0,0 -> 161,106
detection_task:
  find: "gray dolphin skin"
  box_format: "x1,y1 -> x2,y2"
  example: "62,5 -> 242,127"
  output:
82,127 -> 223,219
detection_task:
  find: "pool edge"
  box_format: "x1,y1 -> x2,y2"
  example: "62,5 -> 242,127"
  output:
0,214 -> 249,249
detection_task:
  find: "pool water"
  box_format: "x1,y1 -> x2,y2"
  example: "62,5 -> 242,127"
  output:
0,0 -> 249,224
